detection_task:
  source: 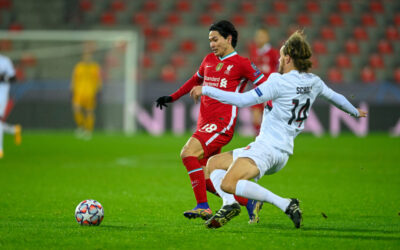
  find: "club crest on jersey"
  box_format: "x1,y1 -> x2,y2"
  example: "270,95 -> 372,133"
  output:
224,65 -> 234,75
220,78 -> 228,88
216,63 -> 224,71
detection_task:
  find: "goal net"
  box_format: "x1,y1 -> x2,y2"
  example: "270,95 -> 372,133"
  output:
0,30 -> 138,134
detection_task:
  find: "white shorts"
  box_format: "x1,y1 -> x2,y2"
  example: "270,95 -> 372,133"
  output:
232,140 -> 289,182
0,83 -> 10,117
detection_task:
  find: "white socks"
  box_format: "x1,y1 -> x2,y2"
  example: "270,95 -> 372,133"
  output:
210,170 -> 291,212
236,179 -> 290,212
210,169 -> 237,206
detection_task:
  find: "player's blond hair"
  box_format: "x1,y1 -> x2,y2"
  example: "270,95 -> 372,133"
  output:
283,30 -> 312,72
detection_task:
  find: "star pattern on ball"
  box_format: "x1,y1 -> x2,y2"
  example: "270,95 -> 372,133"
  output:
75,199 -> 104,226
82,211 -> 92,222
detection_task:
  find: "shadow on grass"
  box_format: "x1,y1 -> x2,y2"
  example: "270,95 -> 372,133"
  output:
69,225 -> 146,231
302,226 -> 400,235
100,225 -> 141,230
262,224 -> 400,241
283,232 -> 400,241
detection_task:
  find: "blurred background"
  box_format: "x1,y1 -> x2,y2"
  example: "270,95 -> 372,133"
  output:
1,0 -> 399,136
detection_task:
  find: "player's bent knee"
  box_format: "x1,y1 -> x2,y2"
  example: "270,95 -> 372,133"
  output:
180,145 -> 189,159
180,142 -> 203,159
220,178 -> 237,194
206,155 -> 218,173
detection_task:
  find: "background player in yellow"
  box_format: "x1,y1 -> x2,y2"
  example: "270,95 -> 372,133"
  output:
71,52 -> 102,139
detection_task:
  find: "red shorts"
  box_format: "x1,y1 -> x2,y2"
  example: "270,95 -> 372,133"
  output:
192,121 -> 233,159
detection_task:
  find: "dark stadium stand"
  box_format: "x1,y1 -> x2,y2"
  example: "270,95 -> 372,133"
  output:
0,0 -> 399,84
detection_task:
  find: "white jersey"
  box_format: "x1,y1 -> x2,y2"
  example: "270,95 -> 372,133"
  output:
0,54 -> 15,84
203,70 -> 359,154
0,54 -> 15,117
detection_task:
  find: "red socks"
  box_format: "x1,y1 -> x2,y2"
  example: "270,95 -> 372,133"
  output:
182,156 -> 207,204
233,195 -> 249,206
183,156 -> 249,207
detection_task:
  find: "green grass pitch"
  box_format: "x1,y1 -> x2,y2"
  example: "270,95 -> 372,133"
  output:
0,132 -> 399,249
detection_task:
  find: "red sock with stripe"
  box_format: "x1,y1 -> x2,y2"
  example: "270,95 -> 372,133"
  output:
182,156 -> 208,207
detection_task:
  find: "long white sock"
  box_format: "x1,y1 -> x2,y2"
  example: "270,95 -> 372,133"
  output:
0,121 -> 3,151
2,123 -> 15,134
210,169 -> 237,206
236,180 -> 290,212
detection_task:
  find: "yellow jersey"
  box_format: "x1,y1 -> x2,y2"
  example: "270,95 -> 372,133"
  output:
71,61 -> 102,96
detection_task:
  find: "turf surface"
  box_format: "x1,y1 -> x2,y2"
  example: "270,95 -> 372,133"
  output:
0,132 -> 399,249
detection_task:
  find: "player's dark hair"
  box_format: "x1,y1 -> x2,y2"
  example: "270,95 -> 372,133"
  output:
283,30 -> 312,72
209,20 -> 238,48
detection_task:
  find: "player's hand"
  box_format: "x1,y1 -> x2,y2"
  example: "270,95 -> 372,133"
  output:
190,86 -> 203,104
155,96 -> 172,110
357,108 -> 367,118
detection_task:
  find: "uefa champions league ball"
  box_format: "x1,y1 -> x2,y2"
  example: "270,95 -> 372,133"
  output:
75,200 -> 104,226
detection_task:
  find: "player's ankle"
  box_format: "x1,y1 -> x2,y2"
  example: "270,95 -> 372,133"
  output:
196,202 -> 209,209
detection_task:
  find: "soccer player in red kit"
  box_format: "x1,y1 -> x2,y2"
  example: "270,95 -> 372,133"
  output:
156,20 -> 267,223
248,28 -> 279,134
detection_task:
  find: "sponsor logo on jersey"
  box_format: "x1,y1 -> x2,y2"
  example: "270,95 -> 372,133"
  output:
251,62 -> 261,77
216,63 -> 224,71
255,87 -> 263,97
205,76 -> 220,82
220,78 -> 228,88
224,65 -> 234,75
204,76 -> 220,87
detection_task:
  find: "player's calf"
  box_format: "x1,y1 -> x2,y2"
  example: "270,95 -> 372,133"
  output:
220,179 -> 237,194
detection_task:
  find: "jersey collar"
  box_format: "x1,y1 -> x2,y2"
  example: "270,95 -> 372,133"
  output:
219,51 -> 237,61
288,69 -> 300,75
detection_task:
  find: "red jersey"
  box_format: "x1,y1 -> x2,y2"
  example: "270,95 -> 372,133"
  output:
171,51 -> 267,137
249,43 -> 279,78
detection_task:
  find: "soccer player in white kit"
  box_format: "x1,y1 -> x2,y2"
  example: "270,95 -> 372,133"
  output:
190,30 -> 367,229
0,54 -> 19,159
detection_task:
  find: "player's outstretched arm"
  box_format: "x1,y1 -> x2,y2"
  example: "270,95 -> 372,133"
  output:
190,86 -> 260,108
323,91 -> 367,118
156,71 -> 203,110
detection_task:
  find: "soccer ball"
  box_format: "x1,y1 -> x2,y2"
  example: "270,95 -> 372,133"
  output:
75,199 -> 104,226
